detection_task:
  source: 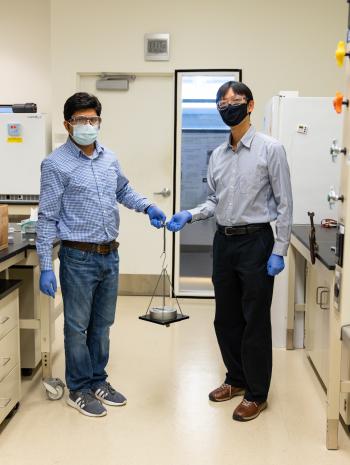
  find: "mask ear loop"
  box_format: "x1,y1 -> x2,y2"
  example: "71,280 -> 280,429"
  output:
247,99 -> 252,116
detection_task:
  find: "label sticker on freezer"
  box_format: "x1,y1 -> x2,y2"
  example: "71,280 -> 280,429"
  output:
7,123 -> 23,143
7,137 -> 23,143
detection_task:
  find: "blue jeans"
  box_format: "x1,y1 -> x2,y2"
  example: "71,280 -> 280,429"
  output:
59,245 -> 119,392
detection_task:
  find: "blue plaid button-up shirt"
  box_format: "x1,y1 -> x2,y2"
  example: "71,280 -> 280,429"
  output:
36,137 -> 151,270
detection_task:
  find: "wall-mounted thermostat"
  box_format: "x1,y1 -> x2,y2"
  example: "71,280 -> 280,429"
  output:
144,33 -> 170,61
297,124 -> 308,135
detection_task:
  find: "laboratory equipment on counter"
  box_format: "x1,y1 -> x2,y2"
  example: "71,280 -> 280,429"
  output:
307,212 -> 318,264
20,207 -> 38,234
0,113 -> 49,204
0,103 -> 37,113
139,226 -> 189,327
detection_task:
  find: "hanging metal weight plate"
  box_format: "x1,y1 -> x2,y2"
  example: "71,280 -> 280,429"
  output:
150,306 -> 178,322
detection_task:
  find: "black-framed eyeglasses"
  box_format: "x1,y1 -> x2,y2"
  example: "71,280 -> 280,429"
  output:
69,116 -> 101,126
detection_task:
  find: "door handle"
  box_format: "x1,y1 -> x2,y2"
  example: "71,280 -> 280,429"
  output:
153,188 -> 171,197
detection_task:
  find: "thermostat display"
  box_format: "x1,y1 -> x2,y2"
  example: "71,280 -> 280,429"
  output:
144,33 -> 170,61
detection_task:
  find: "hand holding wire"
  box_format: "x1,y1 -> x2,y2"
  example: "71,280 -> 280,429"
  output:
147,205 -> 166,229
166,211 -> 192,232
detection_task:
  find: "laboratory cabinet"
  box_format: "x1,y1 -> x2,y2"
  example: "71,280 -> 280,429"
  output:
305,260 -> 333,386
304,260 -> 350,426
0,280 -> 21,425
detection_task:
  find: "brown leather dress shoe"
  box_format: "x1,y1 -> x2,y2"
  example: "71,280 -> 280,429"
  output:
209,383 -> 245,402
232,398 -> 267,421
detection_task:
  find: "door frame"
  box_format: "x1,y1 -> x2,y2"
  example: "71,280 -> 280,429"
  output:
172,69 -> 243,298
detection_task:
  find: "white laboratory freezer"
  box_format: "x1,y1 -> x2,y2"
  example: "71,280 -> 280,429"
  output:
263,93 -> 342,347
0,113 -> 49,203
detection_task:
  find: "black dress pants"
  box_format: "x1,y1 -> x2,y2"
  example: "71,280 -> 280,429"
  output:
212,225 -> 275,402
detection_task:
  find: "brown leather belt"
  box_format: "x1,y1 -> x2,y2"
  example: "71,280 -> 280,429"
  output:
217,223 -> 269,236
61,240 -> 119,255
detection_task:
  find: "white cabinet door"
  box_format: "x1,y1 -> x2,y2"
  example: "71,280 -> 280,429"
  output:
305,260 -> 333,385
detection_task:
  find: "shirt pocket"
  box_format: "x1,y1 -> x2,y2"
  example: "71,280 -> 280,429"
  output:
67,170 -> 94,195
239,164 -> 267,195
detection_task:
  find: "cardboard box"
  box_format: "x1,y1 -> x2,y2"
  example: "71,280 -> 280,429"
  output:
0,205 -> 8,251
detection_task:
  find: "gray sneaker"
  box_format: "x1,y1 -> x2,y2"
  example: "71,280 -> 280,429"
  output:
92,382 -> 127,406
67,390 -> 107,417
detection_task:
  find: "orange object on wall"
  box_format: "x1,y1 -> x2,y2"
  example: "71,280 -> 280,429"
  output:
333,91 -> 348,114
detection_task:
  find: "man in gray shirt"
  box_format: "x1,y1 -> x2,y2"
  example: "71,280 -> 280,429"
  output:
167,81 -> 292,421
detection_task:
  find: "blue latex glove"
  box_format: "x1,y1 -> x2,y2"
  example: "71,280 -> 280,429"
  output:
166,211 -> 192,232
147,205 -> 166,229
267,254 -> 285,277
40,270 -> 57,298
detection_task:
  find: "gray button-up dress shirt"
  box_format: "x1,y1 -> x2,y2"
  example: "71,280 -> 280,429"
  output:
188,126 -> 293,256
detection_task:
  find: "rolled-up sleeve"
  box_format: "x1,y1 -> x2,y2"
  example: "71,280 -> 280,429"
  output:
36,159 -> 65,270
267,143 -> 293,256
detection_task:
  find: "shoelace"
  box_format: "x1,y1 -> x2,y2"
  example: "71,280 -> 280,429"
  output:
218,383 -> 231,391
99,382 -> 117,396
241,399 -> 258,407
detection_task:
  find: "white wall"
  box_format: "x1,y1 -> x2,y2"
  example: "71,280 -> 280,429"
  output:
50,0 -> 347,136
0,0 -> 51,122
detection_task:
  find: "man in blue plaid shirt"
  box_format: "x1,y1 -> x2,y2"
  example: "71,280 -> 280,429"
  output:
37,92 -> 166,417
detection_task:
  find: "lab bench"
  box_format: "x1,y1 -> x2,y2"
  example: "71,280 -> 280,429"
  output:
287,224 -> 350,445
0,230 -> 64,425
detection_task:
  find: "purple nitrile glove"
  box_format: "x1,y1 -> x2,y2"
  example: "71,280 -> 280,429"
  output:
166,211 -> 192,232
39,270 -> 57,298
267,254 -> 285,277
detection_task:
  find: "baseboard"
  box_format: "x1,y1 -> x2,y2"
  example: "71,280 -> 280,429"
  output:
118,274 -> 170,296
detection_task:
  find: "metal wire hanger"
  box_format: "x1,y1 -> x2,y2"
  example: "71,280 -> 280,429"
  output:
139,223 -> 189,327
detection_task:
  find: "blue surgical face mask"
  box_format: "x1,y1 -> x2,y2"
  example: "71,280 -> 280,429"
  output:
71,124 -> 99,146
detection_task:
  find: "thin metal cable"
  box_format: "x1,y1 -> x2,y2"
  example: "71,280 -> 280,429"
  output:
144,223 -> 183,317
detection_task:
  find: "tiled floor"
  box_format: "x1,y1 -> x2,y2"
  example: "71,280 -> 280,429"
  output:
0,296 -> 349,465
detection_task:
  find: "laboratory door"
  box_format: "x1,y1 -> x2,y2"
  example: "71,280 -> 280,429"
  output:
173,70 -> 242,297
80,74 -> 174,293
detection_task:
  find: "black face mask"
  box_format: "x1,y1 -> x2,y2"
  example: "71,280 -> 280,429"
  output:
219,103 -> 249,127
